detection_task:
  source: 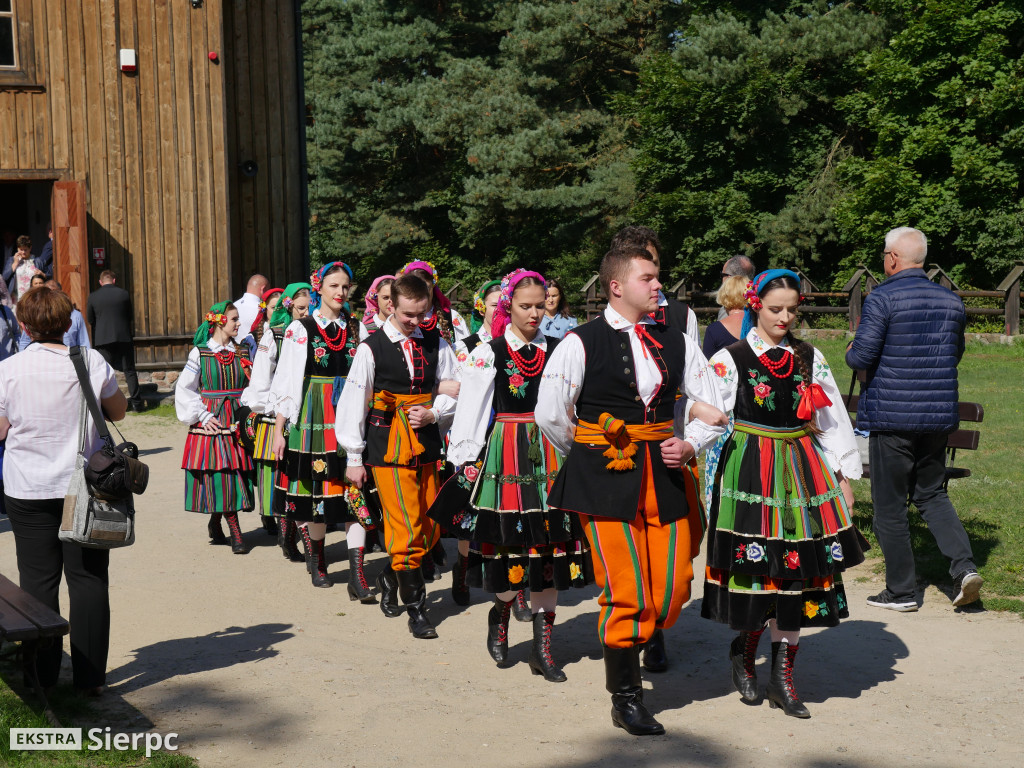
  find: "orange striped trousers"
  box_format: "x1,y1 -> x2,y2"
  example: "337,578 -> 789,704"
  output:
369,464 -> 441,572
580,447 -> 703,649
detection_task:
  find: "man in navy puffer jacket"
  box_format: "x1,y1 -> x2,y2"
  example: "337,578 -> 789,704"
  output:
846,227 -> 982,612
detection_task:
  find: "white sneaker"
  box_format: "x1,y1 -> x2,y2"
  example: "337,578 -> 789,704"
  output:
952,571 -> 984,607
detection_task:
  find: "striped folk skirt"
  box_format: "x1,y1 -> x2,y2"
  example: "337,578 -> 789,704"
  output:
702,421 -> 868,632
274,375 -> 376,527
431,414 -> 592,593
182,391 -> 255,514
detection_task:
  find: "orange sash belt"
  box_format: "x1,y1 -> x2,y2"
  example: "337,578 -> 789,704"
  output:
370,391 -> 433,465
573,413 -> 674,471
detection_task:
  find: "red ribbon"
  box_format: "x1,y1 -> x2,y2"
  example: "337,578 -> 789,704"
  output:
796,382 -> 832,420
633,324 -> 664,359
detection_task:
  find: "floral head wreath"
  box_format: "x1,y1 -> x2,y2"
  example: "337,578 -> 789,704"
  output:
193,300 -> 232,348
491,268 -> 546,338
740,268 -> 803,339
471,279 -> 502,333
399,259 -> 450,313
309,261 -> 353,310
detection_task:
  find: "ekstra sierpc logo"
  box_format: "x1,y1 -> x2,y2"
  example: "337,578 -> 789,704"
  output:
9,728 -> 178,756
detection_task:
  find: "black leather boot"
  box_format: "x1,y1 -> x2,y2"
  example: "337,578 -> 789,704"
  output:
431,540 -> 448,568
605,645 -> 664,735
421,553 -> 437,583
730,629 -> 763,704
376,564 -> 403,618
641,628 -> 668,673
528,611 -> 567,682
766,641 -> 810,718
261,515 -> 278,536
512,589 -> 532,622
208,514 -> 228,545
278,518 -> 304,562
224,513 -> 248,554
451,553 -> 471,606
397,568 -> 438,639
486,596 -> 514,666
300,526 -> 332,588
347,547 -> 377,603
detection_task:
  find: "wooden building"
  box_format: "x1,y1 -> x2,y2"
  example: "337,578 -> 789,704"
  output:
0,0 -> 307,368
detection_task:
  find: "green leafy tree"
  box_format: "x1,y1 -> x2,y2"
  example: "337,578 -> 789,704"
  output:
620,2 -> 886,284
302,0 -> 683,290
835,0 -> 1024,281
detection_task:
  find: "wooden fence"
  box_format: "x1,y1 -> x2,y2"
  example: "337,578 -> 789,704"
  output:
574,261 -> 1024,335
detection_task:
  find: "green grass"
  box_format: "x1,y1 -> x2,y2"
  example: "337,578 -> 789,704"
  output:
0,649 -> 196,767
812,337 -> 1024,615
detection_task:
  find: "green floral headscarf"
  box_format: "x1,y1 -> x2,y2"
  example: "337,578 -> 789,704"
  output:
470,279 -> 501,333
269,282 -> 313,329
192,300 -> 232,348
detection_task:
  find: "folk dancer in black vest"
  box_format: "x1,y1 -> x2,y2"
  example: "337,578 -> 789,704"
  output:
702,270 -> 866,718
239,282 -> 312,561
536,246 -> 726,735
610,225 -> 700,344
434,269 -> 594,681
270,264 -> 378,597
442,278 -> 504,608
336,274 -> 460,639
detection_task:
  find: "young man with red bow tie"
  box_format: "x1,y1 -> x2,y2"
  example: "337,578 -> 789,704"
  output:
336,274 -> 459,639
536,245 -> 726,736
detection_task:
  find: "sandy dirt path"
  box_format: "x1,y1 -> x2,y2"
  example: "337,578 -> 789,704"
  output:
2,409 -> 1020,767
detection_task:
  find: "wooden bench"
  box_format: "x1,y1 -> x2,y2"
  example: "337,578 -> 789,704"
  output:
841,394 -> 984,490
0,572 -> 70,720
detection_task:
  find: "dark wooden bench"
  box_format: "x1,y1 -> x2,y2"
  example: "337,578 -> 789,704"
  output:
0,572 -> 70,720
841,394 -> 984,490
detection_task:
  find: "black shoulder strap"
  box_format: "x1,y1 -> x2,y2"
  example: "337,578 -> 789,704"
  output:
69,346 -> 113,445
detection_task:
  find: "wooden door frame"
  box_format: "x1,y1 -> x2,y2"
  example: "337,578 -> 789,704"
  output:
51,179 -> 89,317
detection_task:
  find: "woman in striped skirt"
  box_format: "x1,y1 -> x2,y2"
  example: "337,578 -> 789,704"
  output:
703,269 -> 866,718
269,262 -> 378,598
176,301 -> 256,554
434,269 -> 593,681
239,282 -> 312,561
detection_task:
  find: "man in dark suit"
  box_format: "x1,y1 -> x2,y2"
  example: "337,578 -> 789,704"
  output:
87,269 -> 144,411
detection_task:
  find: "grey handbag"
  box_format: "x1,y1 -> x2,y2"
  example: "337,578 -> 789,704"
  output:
60,365 -> 136,549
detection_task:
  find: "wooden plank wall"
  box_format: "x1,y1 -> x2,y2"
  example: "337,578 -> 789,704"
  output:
223,0 -> 306,292
0,1 -> 306,368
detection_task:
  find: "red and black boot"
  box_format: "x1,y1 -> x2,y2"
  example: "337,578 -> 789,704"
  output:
730,629 -> 764,703
224,513 -> 248,554
486,596 -> 514,667
207,513 -> 228,545
300,526 -> 332,588
451,553 -> 471,606
278,518 -> 304,562
512,589 -> 531,622
528,611 -> 566,683
766,641 -> 810,718
347,546 -> 376,603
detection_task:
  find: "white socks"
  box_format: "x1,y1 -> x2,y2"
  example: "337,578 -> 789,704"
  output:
530,588 -> 557,615
345,522 -> 366,549
768,619 -> 800,646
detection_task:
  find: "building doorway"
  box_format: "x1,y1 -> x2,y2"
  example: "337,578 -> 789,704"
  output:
0,180 -> 54,261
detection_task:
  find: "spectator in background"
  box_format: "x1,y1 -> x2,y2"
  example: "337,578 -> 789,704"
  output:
233,274 -> 268,345
0,286 -> 127,696
717,255 -> 756,320
539,277 -> 577,339
30,273 -> 47,289
846,226 -> 982,612
701,275 -> 748,359
5,236 -> 37,301
87,270 -> 143,412
36,223 -> 54,279
0,297 -> 19,360
18,281 -> 90,352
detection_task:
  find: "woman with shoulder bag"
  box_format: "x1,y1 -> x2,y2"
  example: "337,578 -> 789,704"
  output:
0,286 -> 127,696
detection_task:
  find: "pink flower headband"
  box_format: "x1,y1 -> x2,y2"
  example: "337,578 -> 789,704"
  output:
399,260 -> 450,313
491,268 -> 546,338
364,274 -> 396,317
